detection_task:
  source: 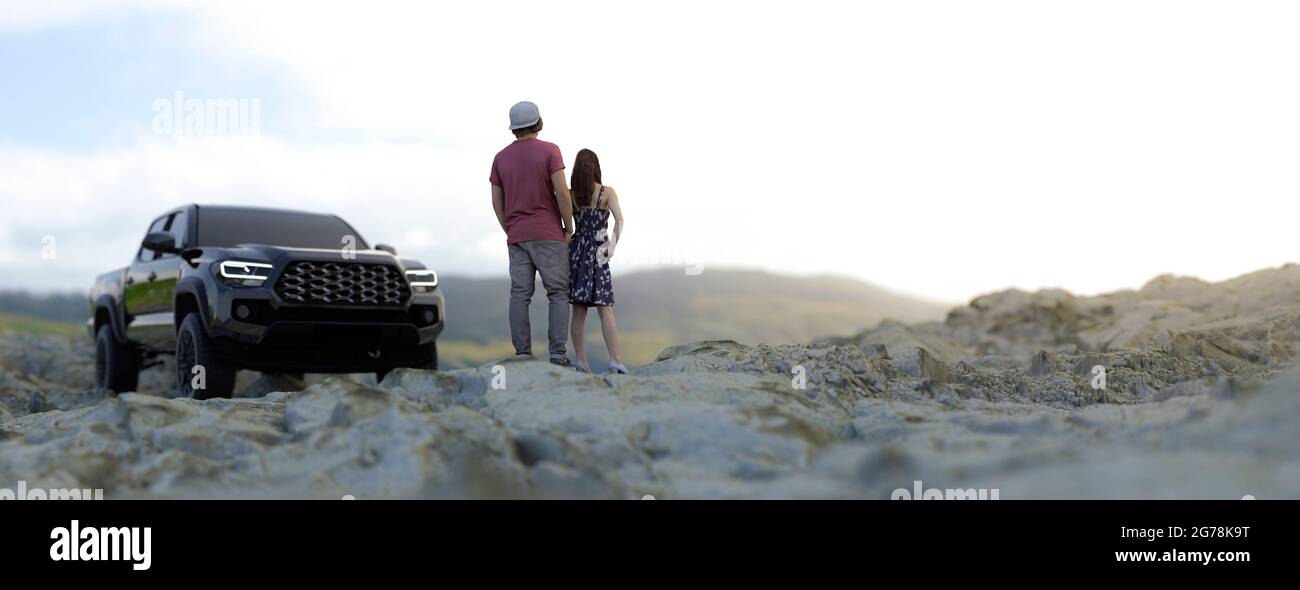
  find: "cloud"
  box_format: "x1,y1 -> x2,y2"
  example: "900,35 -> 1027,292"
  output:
3,1 -> 1299,298
0,0 -> 179,32
0,136 -> 475,289
143,0 -> 1300,297
0,134 -> 718,291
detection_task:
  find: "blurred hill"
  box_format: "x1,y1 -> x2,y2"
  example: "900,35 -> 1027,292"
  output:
0,268 -> 951,368
0,291 -> 86,338
0,291 -> 84,323
438,268 -> 950,367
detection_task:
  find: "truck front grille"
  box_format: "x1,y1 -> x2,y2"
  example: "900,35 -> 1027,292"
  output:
275,261 -> 410,306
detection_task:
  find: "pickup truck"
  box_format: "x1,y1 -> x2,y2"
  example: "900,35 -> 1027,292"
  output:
89,204 -> 444,398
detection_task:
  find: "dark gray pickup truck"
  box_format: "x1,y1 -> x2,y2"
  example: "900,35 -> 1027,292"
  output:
89,204 -> 444,398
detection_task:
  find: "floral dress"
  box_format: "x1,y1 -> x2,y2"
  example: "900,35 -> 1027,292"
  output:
569,186 -> 615,306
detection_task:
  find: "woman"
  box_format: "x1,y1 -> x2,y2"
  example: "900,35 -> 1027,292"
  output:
568,148 -> 626,373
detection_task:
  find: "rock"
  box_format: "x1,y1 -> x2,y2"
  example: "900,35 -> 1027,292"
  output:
844,263 -> 1300,373
917,347 -> 953,384
527,462 -> 622,500
1029,351 -> 1052,376
27,391 -> 46,414
1,265 -> 1300,498
235,372 -> 306,398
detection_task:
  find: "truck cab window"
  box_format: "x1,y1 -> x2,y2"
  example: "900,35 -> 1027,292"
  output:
165,211 -> 188,251
137,215 -> 170,262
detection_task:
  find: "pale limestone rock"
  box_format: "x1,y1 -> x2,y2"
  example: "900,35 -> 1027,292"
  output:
2,265 -> 1300,498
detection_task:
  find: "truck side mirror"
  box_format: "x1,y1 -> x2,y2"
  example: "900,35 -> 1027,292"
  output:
142,232 -> 179,254
375,243 -> 397,255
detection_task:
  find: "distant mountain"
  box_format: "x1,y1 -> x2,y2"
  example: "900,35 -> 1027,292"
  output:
0,291 -> 84,323
439,268 -> 951,367
0,269 -> 952,369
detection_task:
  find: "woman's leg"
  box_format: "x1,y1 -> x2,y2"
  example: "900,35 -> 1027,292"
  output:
570,304 -> 589,368
596,305 -> 623,365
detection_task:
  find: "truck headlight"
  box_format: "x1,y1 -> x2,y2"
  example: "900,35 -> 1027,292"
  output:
405,269 -> 438,293
218,260 -> 274,287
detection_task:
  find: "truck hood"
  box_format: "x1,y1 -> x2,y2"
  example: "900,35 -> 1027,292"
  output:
205,243 -> 411,269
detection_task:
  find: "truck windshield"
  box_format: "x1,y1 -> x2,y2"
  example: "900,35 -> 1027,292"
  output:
195,208 -> 368,250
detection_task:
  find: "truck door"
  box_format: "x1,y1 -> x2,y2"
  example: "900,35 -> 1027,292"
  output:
125,211 -> 187,349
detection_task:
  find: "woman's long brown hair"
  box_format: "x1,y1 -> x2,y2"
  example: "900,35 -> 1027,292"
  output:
570,148 -> 602,207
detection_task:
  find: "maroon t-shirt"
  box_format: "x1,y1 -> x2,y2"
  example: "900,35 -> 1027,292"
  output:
490,138 -> 565,244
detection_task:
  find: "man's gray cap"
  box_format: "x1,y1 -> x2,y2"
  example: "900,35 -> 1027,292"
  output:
508,101 -> 541,130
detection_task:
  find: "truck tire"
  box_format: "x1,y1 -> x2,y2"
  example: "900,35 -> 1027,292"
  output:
95,323 -> 139,395
176,313 -> 237,399
424,342 -> 439,371
375,342 -> 437,384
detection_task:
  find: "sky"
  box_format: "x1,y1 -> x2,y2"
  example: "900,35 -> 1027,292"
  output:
1,0 -> 1298,302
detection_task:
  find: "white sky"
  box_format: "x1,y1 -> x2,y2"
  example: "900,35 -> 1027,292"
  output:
2,0 -> 1298,301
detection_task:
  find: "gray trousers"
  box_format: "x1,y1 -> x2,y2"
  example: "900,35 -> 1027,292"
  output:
508,240 -> 570,360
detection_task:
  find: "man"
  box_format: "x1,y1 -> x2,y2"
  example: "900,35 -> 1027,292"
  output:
490,101 -> 576,367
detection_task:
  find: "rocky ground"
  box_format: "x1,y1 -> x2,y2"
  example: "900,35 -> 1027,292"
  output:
2,265 -> 1299,499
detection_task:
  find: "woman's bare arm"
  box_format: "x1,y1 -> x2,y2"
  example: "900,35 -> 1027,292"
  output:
607,187 -> 624,247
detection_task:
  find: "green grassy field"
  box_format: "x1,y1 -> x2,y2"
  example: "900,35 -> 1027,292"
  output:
0,313 -> 83,338
439,330 -> 679,369
0,311 -> 670,369
0,311 -> 666,369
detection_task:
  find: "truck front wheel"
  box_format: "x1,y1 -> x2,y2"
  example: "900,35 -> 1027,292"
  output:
175,313 -> 237,399
95,324 -> 140,395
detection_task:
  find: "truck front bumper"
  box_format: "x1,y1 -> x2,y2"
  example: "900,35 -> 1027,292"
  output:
205,288 -> 445,373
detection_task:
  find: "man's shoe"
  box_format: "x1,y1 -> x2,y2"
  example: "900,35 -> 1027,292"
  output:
550,357 -> 574,369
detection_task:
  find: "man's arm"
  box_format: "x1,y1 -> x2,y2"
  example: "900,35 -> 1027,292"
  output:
550,169 -> 574,241
491,184 -> 508,235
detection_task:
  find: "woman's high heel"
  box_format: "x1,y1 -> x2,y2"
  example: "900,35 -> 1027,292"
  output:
607,361 -> 629,374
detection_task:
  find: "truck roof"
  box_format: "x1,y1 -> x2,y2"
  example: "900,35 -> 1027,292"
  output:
194,204 -> 340,218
